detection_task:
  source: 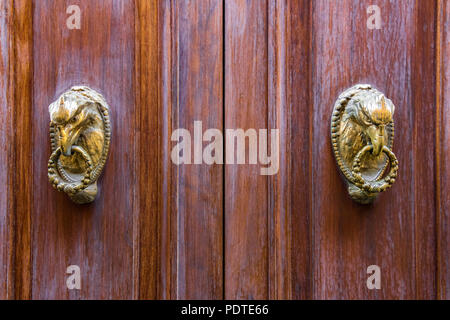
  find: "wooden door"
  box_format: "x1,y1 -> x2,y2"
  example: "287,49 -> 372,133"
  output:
1,0 -> 448,300
224,0 -> 449,300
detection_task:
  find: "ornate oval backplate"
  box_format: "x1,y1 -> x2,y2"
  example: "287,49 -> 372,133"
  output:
48,86 -> 111,204
331,84 -> 398,204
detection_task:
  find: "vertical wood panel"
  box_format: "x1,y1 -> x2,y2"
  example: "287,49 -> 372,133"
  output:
225,0 -> 315,299
169,0 -> 224,299
225,0 -> 268,299
160,0 -> 176,299
0,0 -> 34,300
310,0 -> 433,299
135,0 -> 161,300
1,0 -> 443,300
266,0 -> 314,300
0,0 -> 11,299
11,0 -> 33,300
412,0 -> 437,299
268,0 -> 291,299
32,0 -> 136,299
285,0 -> 314,300
437,0 -> 450,300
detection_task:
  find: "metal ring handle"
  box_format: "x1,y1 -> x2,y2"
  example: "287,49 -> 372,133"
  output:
48,146 -> 94,196
351,145 -> 398,194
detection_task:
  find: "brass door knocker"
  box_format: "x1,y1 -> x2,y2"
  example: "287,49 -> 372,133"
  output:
48,86 -> 111,204
331,84 -> 398,204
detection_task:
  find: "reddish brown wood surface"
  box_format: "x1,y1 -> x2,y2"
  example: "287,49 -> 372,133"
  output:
0,0 -> 11,300
268,0 -> 293,299
32,0 -> 137,299
0,0 -> 33,300
281,0 -> 314,300
138,0 -> 225,299
0,0 -> 225,300
1,0 -> 448,300
224,0 -> 441,299
225,0 -> 269,299
161,0 -> 224,299
310,0 -> 437,300
437,0 -> 450,300
135,0 -> 161,300
13,0 -> 33,301
413,0 -> 438,299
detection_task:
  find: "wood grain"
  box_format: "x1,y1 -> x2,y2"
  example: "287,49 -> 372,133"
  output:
1,0 -> 226,300
285,0 -> 315,300
139,0 -> 224,300
169,0 -> 224,299
268,0 -> 292,299
159,0 -> 176,299
32,0 -> 136,299
1,0 -> 446,300
0,0 -> 11,300
10,0 -> 33,300
224,0 -> 440,300
224,0 -> 315,300
0,0 -> 34,300
135,0 -> 161,300
412,0 -> 438,299
267,0 -> 314,300
310,0 -> 436,299
437,0 -> 450,300
225,0 -> 269,299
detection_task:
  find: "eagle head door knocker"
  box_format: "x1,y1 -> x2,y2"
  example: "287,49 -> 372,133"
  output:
331,84 -> 398,204
48,86 -> 111,204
